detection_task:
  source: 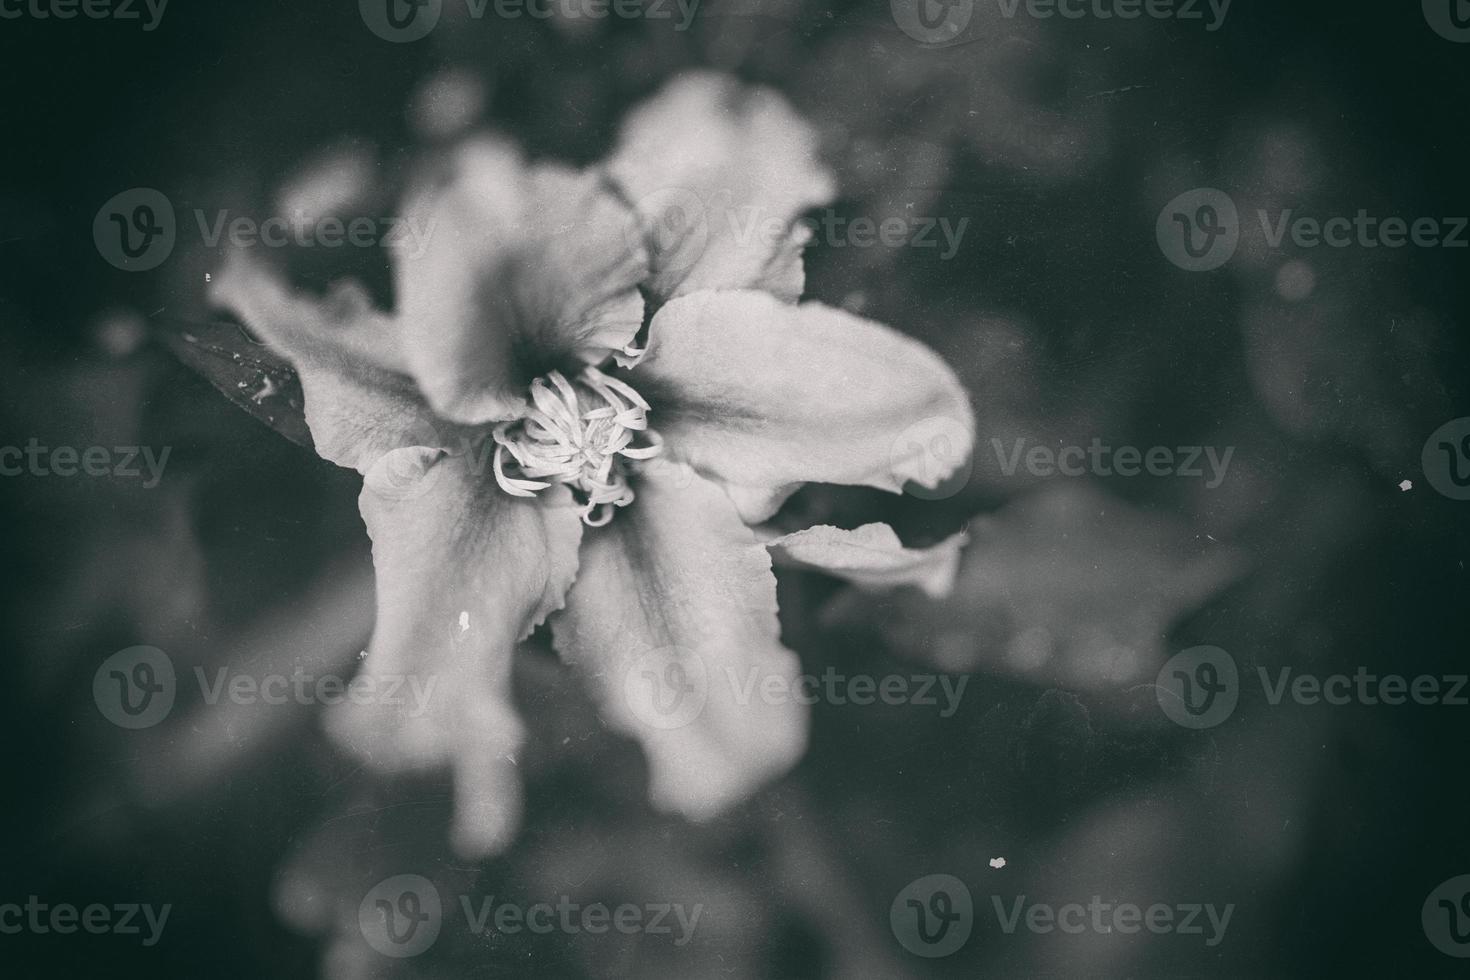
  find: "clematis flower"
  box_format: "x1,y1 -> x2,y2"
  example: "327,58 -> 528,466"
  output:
209,71 -> 973,857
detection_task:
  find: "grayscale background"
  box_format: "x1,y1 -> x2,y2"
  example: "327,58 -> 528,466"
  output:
2,0 -> 1468,976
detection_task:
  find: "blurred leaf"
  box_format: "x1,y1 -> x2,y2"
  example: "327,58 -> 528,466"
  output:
827,483 -> 1247,691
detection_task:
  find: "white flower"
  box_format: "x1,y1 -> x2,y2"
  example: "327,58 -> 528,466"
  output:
210,71 -> 973,857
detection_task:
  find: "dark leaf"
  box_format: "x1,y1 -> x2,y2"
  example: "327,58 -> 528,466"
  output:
157,316 -> 314,452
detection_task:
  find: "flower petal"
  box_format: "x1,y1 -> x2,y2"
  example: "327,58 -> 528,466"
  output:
607,71 -> 835,303
767,523 -> 968,599
550,461 -> 807,821
635,289 -> 975,522
522,165 -> 650,365
326,448 -> 583,857
396,137 -> 648,422
209,250 -> 460,472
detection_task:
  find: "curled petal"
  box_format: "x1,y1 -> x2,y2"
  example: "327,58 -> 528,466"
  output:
767,523 -> 969,599
607,71 -> 836,303
551,462 -> 807,821
396,137 -> 648,423
209,250 -> 463,472
326,448 -> 583,857
635,289 -> 975,522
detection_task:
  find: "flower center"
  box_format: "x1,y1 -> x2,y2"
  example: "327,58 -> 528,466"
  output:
492,365 -> 663,526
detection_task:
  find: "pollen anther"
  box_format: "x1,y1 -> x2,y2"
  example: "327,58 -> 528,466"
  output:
492,365 -> 662,526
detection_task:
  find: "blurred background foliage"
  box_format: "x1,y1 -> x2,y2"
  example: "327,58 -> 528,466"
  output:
2,0 -> 1468,976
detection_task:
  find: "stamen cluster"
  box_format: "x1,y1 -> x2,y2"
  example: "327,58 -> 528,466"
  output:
492,366 -> 663,526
